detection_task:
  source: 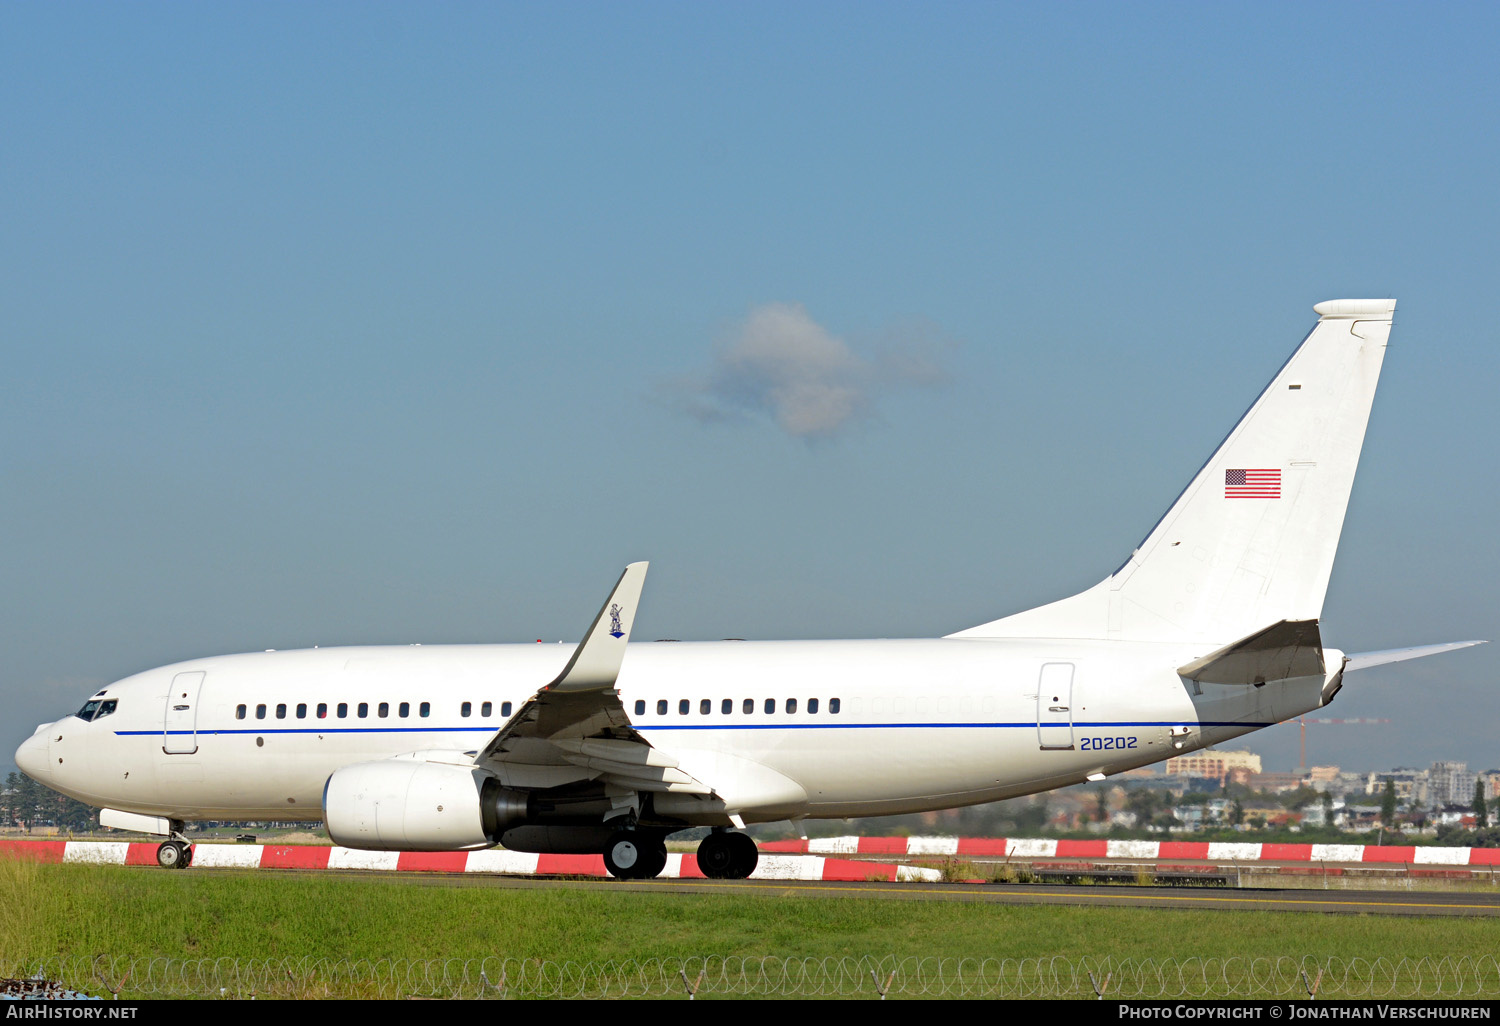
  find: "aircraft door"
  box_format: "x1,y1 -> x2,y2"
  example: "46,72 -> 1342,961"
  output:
162,671 -> 206,754
1036,663 -> 1075,750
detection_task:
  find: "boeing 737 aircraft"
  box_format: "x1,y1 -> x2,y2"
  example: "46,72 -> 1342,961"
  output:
15,298 -> 1483,878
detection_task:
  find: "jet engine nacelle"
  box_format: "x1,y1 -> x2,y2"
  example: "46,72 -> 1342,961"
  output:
322,758 -> 530,851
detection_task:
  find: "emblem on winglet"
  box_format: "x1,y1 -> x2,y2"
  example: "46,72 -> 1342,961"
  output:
609,603 -> 625,639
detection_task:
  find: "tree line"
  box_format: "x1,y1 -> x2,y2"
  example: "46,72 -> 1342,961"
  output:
1,772 -> 98,832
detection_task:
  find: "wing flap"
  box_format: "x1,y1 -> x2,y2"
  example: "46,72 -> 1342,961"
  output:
552,737 -> 684,769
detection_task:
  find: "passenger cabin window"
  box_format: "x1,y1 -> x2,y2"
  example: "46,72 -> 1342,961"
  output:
764,698 -> 775,714
399,702 -> 410,718
679,699 -> 689,715
236,704 -> 247,720
657,700 -> 668,715
830,698 -> 841,714
808,698 -> 819,714
256,704 -> 267,720
419,702 -> 430,718
338,703 -> 348,718
296,703 -> 307,719
276,703 -> 287,719
358,702 -> 368,718
481,701 -> 492,717
721,699 -> 732,714
462,702 -> 472,717
700,699 -> 710,715
502,701 -> 512,716
378,702 -> 389,718
786,698 -> 797,714
634,700 -> 645,716
743,698 -> 753,714
317,703 -> 328,719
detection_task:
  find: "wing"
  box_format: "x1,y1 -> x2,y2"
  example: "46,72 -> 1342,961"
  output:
475,562 -> 713,804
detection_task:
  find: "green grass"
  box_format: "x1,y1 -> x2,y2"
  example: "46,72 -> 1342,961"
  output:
4,861 -> 1499,965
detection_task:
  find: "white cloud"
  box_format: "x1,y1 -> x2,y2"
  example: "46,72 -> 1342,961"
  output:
669,303 -> 951,440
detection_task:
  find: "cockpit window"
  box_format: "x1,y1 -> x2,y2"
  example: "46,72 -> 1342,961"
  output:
73,699 -> 119,722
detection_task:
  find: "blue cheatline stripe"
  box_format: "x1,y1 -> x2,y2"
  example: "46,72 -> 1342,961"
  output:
118,727 -> 493,736
640,721 -> 1270,731
124,719 -> 1271,738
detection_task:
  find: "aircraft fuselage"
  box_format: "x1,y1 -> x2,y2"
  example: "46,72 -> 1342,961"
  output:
22,637 -> 1333,824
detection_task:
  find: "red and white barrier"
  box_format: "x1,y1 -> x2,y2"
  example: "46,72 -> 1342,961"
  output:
759,835 -> 1500,865
5,835 -> 1494,878
0,839 -> 941,882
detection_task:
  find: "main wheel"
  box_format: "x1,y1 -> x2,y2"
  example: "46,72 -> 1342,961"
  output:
156,840 -> 188,869
697,832 -> 735,879
603,832 -> 643,879
726,832 -> 758,880
634,837 -> 668,880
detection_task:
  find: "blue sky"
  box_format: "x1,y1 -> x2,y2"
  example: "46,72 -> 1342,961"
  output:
2,2 -> 1495,779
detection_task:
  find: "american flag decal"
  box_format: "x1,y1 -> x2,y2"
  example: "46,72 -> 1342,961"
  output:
1225,468 -> 1281,498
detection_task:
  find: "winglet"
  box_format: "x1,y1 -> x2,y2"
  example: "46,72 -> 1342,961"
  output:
547,562 -> 649,692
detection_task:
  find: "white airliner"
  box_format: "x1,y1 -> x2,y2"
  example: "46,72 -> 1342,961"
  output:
15,298 -> 1483,878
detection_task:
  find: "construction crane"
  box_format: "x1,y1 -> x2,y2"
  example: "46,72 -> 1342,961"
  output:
1297,717 -> 1390,773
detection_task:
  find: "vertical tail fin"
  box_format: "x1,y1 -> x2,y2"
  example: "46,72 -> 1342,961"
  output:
950,299 -> 1395,644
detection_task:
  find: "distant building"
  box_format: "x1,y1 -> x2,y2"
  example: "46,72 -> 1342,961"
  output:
1172,805 -> 1205,830
1165,774 -> 1223,796
1482,771 -> 1500,800
1428,762 -> 1476,808
1299,798 -> 1345,828
1342,804 -> 1384,831
1328,772 -> 1368,798
1165,750 -> 1261,785
1306,766 -> 1341,785
1241,806 -> 1295,829
1243,771 -> 1305,793
1433,807 -> 1477,828
1366,768 -> 1427,806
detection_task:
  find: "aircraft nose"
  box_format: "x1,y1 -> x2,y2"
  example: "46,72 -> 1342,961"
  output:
15,727 -> 52,781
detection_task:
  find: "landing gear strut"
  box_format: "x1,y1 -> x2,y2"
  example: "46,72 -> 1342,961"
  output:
697,830 -> 757,880
155,839 -> 193,869
603,831 -> 668,880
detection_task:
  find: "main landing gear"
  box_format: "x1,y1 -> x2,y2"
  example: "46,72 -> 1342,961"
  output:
696,830 -> 758,880
603,831 -> 668,880
155,839 -> 193,869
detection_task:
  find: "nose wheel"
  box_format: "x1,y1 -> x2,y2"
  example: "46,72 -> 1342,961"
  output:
696,831 -> 758,879
155,840 -> 193,869
603,831 -> 668,879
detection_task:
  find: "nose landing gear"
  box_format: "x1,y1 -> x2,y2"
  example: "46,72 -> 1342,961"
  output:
155,840 -> 193,869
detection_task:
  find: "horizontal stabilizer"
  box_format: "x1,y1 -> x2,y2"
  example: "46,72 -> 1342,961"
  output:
1178,619 -> 1325,685
1344,640 -> 1486,672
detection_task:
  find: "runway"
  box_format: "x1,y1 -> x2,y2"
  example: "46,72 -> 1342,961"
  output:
271,868 -> 1500,917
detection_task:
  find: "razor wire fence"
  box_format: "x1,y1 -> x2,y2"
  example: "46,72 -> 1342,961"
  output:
9,954 -> 1500,1000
